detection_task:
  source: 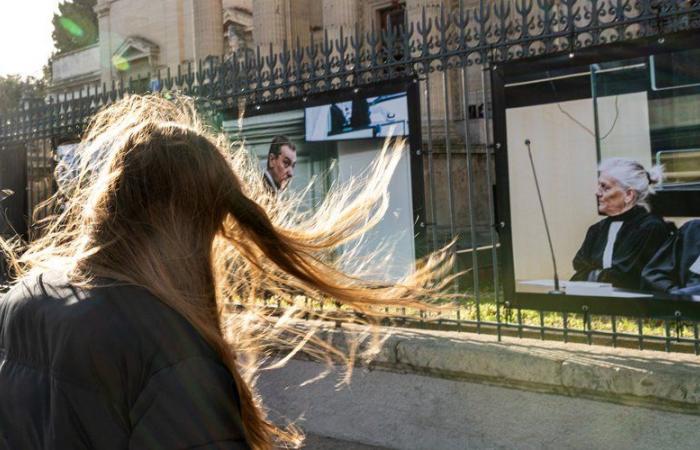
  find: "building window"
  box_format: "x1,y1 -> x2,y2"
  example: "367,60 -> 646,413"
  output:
378,1 -> 406,34
377,1 -> 407,65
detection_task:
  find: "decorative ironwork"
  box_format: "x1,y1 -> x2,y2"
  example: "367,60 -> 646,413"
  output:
1,0 -> 699,144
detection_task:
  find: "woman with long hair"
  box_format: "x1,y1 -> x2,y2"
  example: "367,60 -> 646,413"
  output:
0,96 -> 453,449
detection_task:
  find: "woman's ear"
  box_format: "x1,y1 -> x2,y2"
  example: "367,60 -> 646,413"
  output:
624,188 -> 637,206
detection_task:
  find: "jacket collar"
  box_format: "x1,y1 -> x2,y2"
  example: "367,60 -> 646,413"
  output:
606,205 -> 646,223
263,169 -> 279,195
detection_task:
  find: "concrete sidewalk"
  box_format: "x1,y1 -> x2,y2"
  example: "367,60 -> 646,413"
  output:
304,435 -> 389,449
260,325 -> 700,449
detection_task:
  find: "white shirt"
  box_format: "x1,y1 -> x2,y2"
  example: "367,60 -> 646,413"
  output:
602,221 -> 623,269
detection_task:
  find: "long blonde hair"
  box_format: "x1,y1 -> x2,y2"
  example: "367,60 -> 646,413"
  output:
3,95 -> 455,449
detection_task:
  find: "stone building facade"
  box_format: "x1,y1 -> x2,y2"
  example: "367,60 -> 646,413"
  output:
51,1 -> 473,106
50,0 -> 479,134
51,0 -> 253,97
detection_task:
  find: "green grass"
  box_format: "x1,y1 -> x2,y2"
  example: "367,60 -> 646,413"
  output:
421,286 -> 691,338
236,285 -> 696,341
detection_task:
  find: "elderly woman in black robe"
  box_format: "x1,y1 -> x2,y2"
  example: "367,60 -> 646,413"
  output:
571,158 -> 672,290
642,220 -> 700,295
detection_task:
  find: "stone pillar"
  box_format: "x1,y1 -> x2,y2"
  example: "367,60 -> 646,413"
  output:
322,0 -> 359,56
289,0 -> 312,51
95,0 -> 113,87
406,0 -> 448,127
252,0 -> 288,56
162,0 -> 186,69
253,0 -> 312,59
192,0 -> 224,62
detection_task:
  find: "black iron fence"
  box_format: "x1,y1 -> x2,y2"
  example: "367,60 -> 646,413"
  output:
1,0 -> 700,353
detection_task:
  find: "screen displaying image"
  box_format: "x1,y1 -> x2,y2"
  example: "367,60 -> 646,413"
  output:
305,92 -> 409,141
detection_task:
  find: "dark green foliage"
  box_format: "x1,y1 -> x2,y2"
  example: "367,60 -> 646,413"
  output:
0,75 -> 45,116
52,0 -> 98,54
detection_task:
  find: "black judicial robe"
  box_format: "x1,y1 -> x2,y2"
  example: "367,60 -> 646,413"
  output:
571,206 -> 671,289
642,220 -> 700,295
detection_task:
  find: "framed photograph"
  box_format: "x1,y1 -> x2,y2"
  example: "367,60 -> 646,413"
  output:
492,30 -> 700,319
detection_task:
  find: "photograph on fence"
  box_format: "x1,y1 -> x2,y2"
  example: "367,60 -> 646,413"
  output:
494,35 -> 700,316
224,85 -> 423,282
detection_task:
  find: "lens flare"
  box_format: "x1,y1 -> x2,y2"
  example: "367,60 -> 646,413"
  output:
111,56 -> 130,72
59,17 -> 85,38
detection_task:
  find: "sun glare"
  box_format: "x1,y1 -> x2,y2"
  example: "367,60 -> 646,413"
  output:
0,0 -> 61,78
59,16 -> 85,38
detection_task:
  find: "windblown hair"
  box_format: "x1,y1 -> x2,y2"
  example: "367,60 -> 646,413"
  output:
599,157 -> 664,211
2,95 -> 455,449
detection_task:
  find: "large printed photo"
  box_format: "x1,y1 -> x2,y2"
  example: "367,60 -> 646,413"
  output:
500,46 -> 700,304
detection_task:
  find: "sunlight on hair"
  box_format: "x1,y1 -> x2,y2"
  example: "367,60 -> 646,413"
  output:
1,94 -> 460,449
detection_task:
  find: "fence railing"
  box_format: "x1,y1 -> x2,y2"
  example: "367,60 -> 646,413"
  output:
1,0 -> 700,354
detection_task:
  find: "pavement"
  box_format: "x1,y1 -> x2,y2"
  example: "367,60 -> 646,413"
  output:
303,434 -> 389,450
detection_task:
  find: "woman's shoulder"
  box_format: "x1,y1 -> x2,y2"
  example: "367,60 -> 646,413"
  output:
2,271 -> 217,370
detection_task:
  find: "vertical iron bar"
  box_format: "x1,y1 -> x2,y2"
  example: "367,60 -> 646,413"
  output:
442,68 -> 456,243
611,315 -> 617,348
496,298 -> 502,341
461,65 -> 481,332
27,142 -> 32,230
481,64 -> 500,307
590,64 -> 602,162
664,320 -> 671,353
583,310 -> 592,345
539,310 -> 545,340
424,74 -> 439,251
37,140 -> 42,222
517,307 -> 523,338
45,139 -> 51,219
43,140 -> 47,220
562,312 -> 569,343
637,317 -> 644,351
694,321 -> 699,356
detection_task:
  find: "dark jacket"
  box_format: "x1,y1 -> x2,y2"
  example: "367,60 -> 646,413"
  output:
571,206 -> 671,289
0,272 -> 249,450
262,169 -> 278,195
642,220 -> 700,294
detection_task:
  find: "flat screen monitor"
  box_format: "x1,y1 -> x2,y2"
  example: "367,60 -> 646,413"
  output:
305,92 -> 409,141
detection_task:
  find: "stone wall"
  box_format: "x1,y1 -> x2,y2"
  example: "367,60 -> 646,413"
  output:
52,45 -> 101,84
50,45 -> 102,100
